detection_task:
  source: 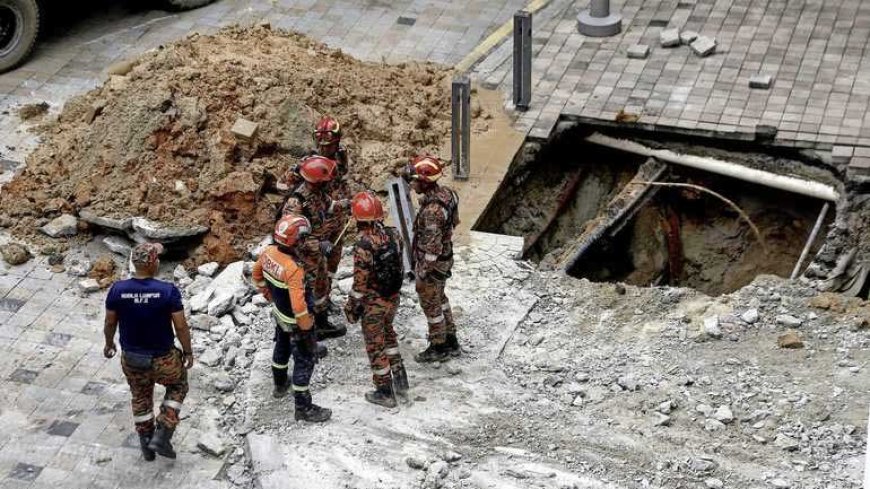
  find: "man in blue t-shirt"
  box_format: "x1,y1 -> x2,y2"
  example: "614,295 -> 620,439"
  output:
103,242 -> 193,461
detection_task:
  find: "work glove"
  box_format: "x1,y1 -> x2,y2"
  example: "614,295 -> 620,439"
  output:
344,298 -> 362,324
320,240 -> 334,257
297,329 -> 319,361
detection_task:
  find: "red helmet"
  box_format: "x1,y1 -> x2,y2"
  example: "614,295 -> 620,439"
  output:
274,215 -> 311,248
351,191 -> 384,222
406,155 -> 443,183
298,155 -> 337,184
313,116 -> 342,146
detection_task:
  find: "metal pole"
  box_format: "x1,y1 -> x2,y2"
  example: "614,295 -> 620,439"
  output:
451,76 -> 471,180
386,177 -> 416,274
589,0 -> 610,17
577,0 -> 622,37
513,10 -> 532,111
790,202 -> 830,279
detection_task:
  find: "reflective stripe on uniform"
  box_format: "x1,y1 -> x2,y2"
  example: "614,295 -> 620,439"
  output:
162,400 -> 183,410
350,290 -> 364,299
133,412 -> 155,423
427,314 -> 445,324
424,253 -> 439,262
294,310 -> 310,319
372,366 -> 390,376
272,362 -> 289,369
264,272 -> 289,289
291,384 -> 309,392
271,305 -> 297,325
441,303 -> 450,310
314,296 -> 328,306
384,347 -> 400,356
254,279 -> 266,288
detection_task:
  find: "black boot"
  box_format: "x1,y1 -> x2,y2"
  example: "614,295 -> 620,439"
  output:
392,364 -> 409,397
272,366 -> 289,399
365,384 -> 397,408
315,312 -> 347,340
415,342 -> 450,363
294,391 -> 332,423
147,425 -> 176,459
445,333 -> 461,357
139,432 -> 156,461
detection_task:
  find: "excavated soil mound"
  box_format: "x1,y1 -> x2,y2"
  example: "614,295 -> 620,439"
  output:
0,25 -> 470,262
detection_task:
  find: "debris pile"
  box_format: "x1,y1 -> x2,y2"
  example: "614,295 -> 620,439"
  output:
0,25 -> 491,264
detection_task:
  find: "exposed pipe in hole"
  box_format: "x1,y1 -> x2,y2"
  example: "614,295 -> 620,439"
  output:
585,133 -> 840,202
791,202 -> 830,279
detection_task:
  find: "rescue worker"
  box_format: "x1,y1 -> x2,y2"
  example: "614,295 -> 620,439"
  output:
253,215 -> 332,423
312,116 -> 352,309
344,191 -> 409,407
103,243 -> 193,461
280,155 -> 350,341
403,155 -> 461,363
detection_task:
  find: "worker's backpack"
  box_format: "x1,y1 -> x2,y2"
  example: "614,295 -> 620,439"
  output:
361,228 -> 404,297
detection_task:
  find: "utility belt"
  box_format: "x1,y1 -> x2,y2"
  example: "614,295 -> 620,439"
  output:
123,347 -> 175,370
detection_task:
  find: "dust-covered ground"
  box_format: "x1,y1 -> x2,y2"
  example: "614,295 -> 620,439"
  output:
0,25 -> 491,263
173,232 -> 868,489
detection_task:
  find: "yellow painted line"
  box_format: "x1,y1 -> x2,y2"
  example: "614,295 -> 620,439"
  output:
455,0 -> 552,74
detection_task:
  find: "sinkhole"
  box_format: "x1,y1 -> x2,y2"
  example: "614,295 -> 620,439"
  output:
475,126 -> 837,296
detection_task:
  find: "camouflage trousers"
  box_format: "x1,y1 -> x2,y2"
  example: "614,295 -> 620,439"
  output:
359,296 -> 402,388
121,349 -> 188,435
298,248 -> 330,314
414,258 -> 455,345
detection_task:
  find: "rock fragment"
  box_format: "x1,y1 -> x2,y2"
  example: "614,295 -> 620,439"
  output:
777,331 -> 804,349
774,434 -> 799,451
231,118 -> 259,141
102,236 -> 133,256
199,349 -> 222,367
741,308 -> 759,324
197,432 -> 226,457
40,214 -> 78,238
78,279 -> 101,293
660,28 -> 680,47
197,262 -> 220,277
691,36 -> 717,56
0,243 -> 31,265
713,405 -> 734,424
776,315 -> 802,327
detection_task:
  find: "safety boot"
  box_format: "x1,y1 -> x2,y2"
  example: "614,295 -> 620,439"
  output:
294,391 -> 332,423
365,384 -> 397,408
445,333 -> 461,357
272,366 -> 289,399
139,432 -> 156,461
147,425 -> 176,459
392,364 -> 410,397
414,342 -> 450,363
315,312 -> 347,340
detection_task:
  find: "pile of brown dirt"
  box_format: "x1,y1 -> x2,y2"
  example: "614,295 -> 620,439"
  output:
0,25 -> 482,263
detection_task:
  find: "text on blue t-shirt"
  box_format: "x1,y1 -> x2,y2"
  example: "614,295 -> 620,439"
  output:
105,278 -> 184,356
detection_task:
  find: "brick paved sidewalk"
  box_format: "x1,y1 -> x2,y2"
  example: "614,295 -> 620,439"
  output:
0,254 -> 228,489
478,0 -> 870,153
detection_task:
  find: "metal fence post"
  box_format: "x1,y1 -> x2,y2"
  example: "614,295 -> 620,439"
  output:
513,10 -> 532,111
451,76 -> 471,180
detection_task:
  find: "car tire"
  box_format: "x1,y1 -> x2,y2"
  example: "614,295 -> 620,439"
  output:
0,0 -> 40,73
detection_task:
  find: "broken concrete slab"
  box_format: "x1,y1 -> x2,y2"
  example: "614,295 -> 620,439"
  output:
627,44 -> 650,59
848,156 -> 870,178
690,36 -> 717,56
78,279 -> 101,293
198,262 -> 220,277
40,214 -> 78,238
130,217 -> 208,241
749,74 -> 773,89
660,28 -> 680,47
189,314 -> 220,332
78,210 -> 132,231
231,118 -> 259,141
197,432 -> 227,457
831,145 -> 853,166
102,236 -> 133,256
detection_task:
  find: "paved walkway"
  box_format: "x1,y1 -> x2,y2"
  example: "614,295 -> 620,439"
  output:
0,254 -> 230,489
0,0 -> 529,161
477,0 -> 870,157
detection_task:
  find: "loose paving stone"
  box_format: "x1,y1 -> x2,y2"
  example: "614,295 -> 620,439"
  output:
690,36 -> 717,56
8,463 -> 43,481
749,74 -> 773,89
9,368 -> 39,384
660,28 -> 680,47
680,30 -> 699,44
627,44 -> 650,59
39,214 -> 78,238
231,118 -> 259,141
46,420 -> 79,437
831,146 -> 854,165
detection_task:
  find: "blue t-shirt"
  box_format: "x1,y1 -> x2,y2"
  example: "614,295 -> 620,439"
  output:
105,278 -> 184,356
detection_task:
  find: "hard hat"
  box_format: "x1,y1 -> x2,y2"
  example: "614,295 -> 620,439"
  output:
298,155 -> 338,184
351,191 -> 384,222
273,215 -> 311,248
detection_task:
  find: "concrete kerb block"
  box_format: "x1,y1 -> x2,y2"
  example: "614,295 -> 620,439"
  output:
691,36 -> 717,57
627,44 -> 650,59
660,29 -> 680,47
749,74 -> 773,89
848,156 -> 870,177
